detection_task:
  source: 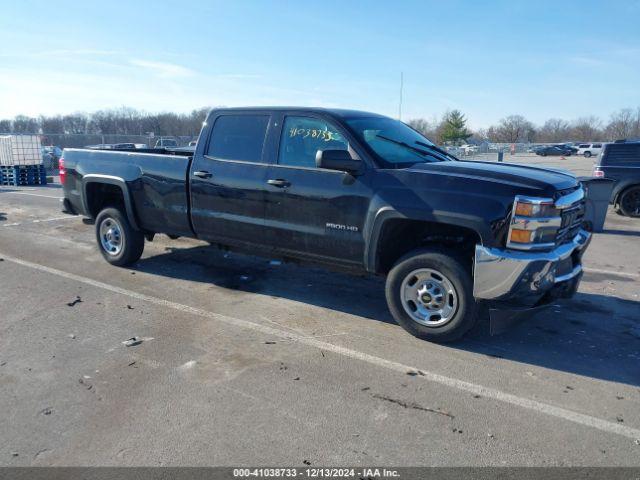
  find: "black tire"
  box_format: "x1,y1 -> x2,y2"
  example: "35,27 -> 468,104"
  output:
617,186 -> 640,218
95,207 -> 145,266
584,151 -> 592,158
541,152 -> 547,157
385,247 -> 477,343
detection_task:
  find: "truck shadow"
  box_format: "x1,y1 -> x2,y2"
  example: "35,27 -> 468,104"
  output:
133,244 -> 640,387
458,292 -> 640,387
600,229 -> 640,238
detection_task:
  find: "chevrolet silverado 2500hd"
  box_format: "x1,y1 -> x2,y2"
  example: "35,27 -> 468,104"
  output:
60,107 -> 591,342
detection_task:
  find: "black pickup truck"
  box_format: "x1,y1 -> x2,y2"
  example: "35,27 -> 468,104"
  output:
60,107 -> 591,342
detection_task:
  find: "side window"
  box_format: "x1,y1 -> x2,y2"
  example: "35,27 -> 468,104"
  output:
278,116 -> 348,168
207,115 -> 269,162
593,144 -> 602,148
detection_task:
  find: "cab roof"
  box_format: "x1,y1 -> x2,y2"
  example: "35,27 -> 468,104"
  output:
210,107 -> 387,120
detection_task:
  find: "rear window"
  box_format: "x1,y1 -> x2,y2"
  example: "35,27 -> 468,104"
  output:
207,115 -> 270,162
601,143 -> 640,165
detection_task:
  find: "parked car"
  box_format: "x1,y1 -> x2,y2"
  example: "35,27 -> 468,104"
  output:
112,143 -> 137,150
85,144 -> 114,150
593,140 -> 640,217
60,107 -> 590,342
42,145 -> 63,159
534,145 -> 574,156
560,143 -> 579,154
41,145 -> 63,168
154,138 -> 178,148
576,143 -> 603,158
459,144 -> 479,155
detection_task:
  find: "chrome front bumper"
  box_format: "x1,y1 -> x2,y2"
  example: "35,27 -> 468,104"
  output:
473,229 -> 592,304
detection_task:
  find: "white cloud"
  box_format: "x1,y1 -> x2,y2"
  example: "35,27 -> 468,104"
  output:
0,49 -> 120,58
569,56 -> 606,67
129,59 -> 195,78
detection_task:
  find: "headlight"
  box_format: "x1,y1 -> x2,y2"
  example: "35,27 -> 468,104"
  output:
507,196 -> 561,250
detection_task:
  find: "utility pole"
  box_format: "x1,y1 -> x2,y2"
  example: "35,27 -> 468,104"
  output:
398,72 -> 404,121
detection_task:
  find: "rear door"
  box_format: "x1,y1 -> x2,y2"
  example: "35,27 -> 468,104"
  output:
263,113 -> 372,266
190,112 -> 273,245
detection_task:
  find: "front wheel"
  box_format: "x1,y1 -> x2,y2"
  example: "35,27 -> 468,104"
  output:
385,247 -> 477,342
617,186 -> 640,217
95,207 -> 145,266
584,151 -> 592,158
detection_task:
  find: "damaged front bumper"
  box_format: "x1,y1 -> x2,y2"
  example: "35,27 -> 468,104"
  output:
473,229 -> 592,333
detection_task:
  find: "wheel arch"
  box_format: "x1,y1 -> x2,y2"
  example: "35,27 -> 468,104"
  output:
82,175 -> 140,231
365,207 -> 484,275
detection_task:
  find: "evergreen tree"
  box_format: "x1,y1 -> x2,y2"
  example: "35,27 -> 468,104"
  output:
439,110 -> 472,145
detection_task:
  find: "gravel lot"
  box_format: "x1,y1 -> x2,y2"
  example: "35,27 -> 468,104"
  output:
1,154 -> 639,466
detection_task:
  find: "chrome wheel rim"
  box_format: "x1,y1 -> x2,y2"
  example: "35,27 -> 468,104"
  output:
99,217 -> 123,256
400,268 -> 458,326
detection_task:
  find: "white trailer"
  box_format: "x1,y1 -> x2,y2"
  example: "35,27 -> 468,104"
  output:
0,135 -> 42,166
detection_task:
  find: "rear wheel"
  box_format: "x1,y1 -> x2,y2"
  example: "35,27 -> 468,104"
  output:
385,247 -> 477,342
618,186 -> 640,217
95,207 -> 145,266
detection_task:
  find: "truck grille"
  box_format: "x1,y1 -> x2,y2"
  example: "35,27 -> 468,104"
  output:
556,200 -> 585,245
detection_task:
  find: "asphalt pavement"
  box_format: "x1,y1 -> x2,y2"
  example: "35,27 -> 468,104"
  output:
1,161 -> 639,466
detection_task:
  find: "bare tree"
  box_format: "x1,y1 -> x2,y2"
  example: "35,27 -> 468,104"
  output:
538,118 -> 570,143
606,108 -> 636,140
40,115 -> 65,134
407,118 -> 438,140
570,116 -> 603,142
494,115 -> 535,143
11,115 -> 39,133
62,113 -> 89,134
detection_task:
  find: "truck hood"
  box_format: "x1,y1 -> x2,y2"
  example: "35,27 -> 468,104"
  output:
406,160 -> 577,194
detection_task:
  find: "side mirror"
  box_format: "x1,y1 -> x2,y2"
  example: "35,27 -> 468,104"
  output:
315,149 -> 362,174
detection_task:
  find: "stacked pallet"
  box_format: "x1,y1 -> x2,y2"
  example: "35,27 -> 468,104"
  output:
0,135 -> 47,186
0,164 -> 47,186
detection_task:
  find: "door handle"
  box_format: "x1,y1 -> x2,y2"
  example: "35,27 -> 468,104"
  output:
193,170 -> 213,179
267,179 -> 290,188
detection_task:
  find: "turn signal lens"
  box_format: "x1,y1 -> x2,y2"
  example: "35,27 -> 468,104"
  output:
514,202 -> 534,216
509,229 -> 533,244
513,198 -> 555,217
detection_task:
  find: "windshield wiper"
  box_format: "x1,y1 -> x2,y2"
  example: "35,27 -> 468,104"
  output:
414,141 -> 458,160
375,135 -> 432,156
375,135 -> 456,163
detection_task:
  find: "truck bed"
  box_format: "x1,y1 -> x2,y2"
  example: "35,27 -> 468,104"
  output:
62,147 -> 194,236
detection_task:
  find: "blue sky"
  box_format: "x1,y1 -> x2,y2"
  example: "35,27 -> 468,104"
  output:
0,0 -> 639,128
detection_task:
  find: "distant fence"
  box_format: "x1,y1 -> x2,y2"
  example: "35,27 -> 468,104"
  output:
0,133 -> 197,150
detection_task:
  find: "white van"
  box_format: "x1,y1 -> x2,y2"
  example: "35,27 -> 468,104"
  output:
576,143 -> 603,158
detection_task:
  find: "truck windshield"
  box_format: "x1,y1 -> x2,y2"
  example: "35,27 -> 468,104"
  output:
346,117 -> 453,167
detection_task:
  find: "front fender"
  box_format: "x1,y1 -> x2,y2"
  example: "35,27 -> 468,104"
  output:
363,195 -> 501,273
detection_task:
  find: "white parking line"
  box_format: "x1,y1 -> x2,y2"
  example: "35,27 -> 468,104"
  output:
1,252 -> 639,442
584,268 -> 640,279
0,191 -> 62,199
1,216 -> 78,227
